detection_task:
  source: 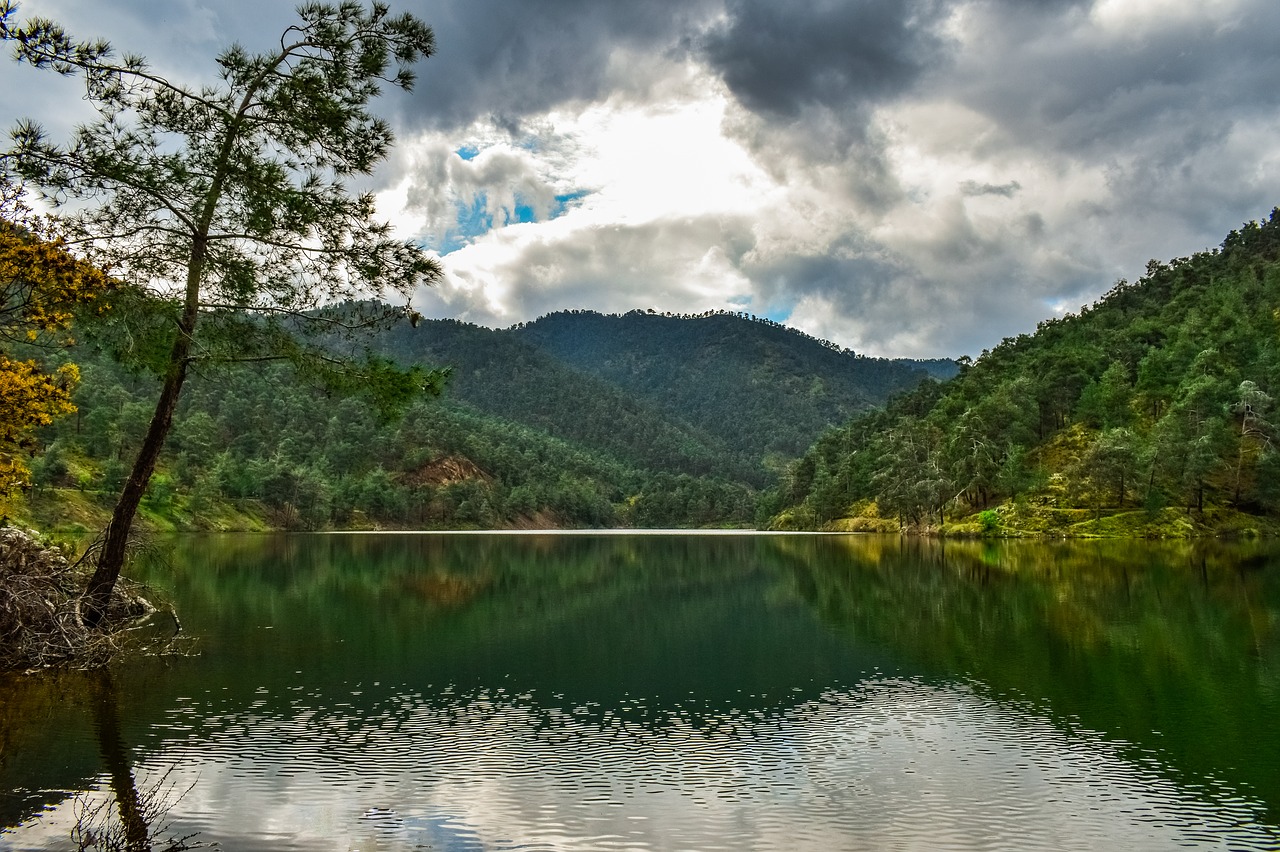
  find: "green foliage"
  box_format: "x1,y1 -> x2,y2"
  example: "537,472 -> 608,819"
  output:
513,309 -> 940,462
372,316 -> 757,484
11,249 -> 942,532
775,209 -> 1280,531
31,337 -> 764,530
361,308 -> 941,496
1,1 -> 445,617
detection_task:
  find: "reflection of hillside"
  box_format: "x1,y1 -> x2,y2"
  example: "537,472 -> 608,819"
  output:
778,534 -> 1280,820
136,533 -> 890,714
0,671 -> 102,829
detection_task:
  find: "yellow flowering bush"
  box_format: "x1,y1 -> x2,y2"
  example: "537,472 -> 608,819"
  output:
0,212 -> 108,496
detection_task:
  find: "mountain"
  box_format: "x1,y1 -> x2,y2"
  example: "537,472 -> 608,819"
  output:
510,309 -> 943,460
28,307 -> 943,531
772,209 -> 1280,536
371,318 -> 757,484
374,309 -> 943,479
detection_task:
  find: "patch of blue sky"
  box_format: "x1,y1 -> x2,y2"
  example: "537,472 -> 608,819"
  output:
725,293 -> 792,324
553,191 -> 590,215
756,297 -> 797,324
455,145 -> 480,161
511,203 -> 538,225
428,190 -> 593,255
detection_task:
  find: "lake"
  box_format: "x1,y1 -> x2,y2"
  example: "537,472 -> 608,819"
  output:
1,532 -> 1278,851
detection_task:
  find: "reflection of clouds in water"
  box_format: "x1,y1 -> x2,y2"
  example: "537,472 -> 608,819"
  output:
9,678 -> 1278,851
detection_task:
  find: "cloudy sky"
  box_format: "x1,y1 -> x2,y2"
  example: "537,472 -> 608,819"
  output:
3,0 -> 1279,357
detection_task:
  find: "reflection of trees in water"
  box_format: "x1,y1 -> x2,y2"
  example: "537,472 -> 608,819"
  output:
154,533 -> 793,640
778,536 -> 1280,665
776,534 -> 1280,821
143,533 -> 861,721
73,673 -> 200,852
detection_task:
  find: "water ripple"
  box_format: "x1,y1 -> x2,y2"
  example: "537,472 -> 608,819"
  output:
7,677 -> 1278,851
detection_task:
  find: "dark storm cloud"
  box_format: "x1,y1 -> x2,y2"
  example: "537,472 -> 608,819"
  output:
945,0 -> 1280,159
391,0 -> 967,137
393,0 -> 721,132
698,0 -> 949,120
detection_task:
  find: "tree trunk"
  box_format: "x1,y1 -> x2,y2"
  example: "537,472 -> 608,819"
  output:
81,348 -> 192,628
81,234 -> 207,629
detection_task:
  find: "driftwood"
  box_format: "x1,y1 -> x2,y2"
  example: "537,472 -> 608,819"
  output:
0,527 -> 181,671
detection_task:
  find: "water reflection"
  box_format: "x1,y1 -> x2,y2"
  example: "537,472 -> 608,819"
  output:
11,678 -> 1277,851
0,671 -> 200,852
73,673 -> 200,852
2,533 -> 1278,850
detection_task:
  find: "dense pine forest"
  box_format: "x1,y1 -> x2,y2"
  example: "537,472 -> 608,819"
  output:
769,210 -> 1280,536
18,310 -> 939,531
511,309 -> 947,460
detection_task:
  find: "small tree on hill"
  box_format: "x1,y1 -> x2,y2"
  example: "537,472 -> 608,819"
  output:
1,1 -> 445,627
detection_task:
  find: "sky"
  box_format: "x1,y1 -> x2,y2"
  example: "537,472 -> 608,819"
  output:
2,0 -> 1279,358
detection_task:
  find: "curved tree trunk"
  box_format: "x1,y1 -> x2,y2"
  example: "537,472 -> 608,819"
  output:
80,353 -> 191,628
81,237 -> 206,629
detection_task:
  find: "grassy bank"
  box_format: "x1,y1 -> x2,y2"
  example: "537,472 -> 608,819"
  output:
778,500 -> 1280,539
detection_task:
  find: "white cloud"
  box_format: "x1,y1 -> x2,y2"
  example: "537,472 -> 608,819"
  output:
385,81 -> 777,327
1090,0 -> 1250,36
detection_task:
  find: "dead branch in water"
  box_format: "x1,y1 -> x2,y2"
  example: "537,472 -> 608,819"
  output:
0,527 -> 190,671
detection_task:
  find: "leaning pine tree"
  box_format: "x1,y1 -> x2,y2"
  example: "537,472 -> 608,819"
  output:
0,1 -> 446,627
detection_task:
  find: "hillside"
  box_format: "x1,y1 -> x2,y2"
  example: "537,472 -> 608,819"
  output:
512,309 -> 943,459
771,209 -> 1280,537
371,318 -> 758,484
22,308 -> 940,531
373,309 -> 940,478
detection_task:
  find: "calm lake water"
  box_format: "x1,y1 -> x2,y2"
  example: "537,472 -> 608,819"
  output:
2,532 -> 1278,851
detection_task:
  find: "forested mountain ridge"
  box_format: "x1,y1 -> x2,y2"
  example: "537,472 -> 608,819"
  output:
369,318 -> 758,484
511,309 -> 946,460
365,309 -> 944,471
771,210 -> 1280,536
23,307 -> 942,531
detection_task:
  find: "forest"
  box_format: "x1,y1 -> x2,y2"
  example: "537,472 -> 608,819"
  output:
11,308 -> 939,532
768,210 -> 1280,537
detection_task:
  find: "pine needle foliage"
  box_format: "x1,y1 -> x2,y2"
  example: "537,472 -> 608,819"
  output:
0,1 -> 444,625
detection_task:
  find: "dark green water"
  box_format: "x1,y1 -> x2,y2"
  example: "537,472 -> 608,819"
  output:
1,532 -> 1278,850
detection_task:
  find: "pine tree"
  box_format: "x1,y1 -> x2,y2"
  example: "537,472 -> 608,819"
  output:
1,1 -> 443,626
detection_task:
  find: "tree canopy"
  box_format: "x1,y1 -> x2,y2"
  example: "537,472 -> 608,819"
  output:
0,1 -> 443,624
